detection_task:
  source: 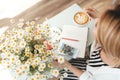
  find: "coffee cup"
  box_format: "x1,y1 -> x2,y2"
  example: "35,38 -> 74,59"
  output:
74,12 -> 90,25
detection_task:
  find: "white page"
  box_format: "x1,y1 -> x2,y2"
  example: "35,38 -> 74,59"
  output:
61,25 -> 88,58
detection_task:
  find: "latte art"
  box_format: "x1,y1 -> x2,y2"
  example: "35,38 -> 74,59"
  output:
74,12 -> 90,25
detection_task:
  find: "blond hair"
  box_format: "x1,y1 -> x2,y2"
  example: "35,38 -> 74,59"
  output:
97,5 -> 120,67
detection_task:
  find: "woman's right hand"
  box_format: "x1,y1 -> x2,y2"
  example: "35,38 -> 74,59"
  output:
85,8 -> 100,19
53,59 -> 70,69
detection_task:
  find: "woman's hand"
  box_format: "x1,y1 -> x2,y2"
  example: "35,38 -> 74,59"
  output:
53,59 -> 84,78
53,59 -> 70,69
50,77 -> 59,80
50,60 -> 70,80
85,8 -> 100,19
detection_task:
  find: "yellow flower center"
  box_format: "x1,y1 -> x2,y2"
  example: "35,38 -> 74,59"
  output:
0,61 -> 2,64
60,58 -> 63,61
24,66 -> 27,69
16,70 -> 19,73
8,54 -> 11,57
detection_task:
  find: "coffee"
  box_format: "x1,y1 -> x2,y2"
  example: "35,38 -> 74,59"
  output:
74,12 -> 90,25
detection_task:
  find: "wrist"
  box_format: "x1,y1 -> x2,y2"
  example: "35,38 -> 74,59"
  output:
64,62 -> 72,69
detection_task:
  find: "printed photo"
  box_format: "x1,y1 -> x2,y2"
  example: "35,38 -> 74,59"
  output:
58,42 -> 79,57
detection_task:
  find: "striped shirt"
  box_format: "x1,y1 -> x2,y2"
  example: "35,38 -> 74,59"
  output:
88,47 -> 108,67
61,41 -> 107,80
88,41 -> 108,67
60,58 -> 87,80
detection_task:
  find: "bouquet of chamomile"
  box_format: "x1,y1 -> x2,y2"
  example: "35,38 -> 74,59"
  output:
0,19 -> 64,80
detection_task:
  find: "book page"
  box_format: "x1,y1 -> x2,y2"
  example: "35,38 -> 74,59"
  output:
60,25 -> 88,58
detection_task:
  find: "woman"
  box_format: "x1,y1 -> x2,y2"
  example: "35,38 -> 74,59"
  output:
53,4 -> 120,80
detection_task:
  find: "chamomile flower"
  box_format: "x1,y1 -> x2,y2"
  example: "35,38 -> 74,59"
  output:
38,49 -> 43,54
0,61 -> 2,64
0,43 -> 5,50
63,72 -> 68,78
34,30 -> 41,35
1,48 -> 6,53
58,56 -> 64,64
31,62 -> 37,69
25,59 -> 31,65
10,56 -> 16,62
15,68 -> 21,73
53,45 -> 58,49
25,47 -> 30,52
11,36 -> 17,42
40,75 -> 46,80
36,76 -> 40,80
34,72 -> 40,77
18,72 -> 23,77
5,65 -> 11,69
45,33 -> 49,37
17,22 -> 24,28
13,30 -> 19,35
30,21 -> 35,25
40,63 -> 46,69
45,24 -> 49,29
42,56 -> 47,62
6,33 -> 11,38
6,45 -> 11,49
18,30 -> 24,38
20,57 -> 25,61
25,27 -> 33,33
51,69 -> 59,77
33,58 -> 40,65
48,63 -> 53,68
34,45 -> 39,50
47,50 -> 51,54
6,52 -> 12,57
34,35 -> 41,40
36,24 -> 41,28
22,64 -> 29,71
19,40 -> 26,48
26,36 -> 32,42
25,52 -> 31,57
15,60 -> 21,65
42,75 -> 46,79
38,67 -> 44,72
64,67 -> 68,71
4,38 -> 9,44
29,76 -> 36,80
14,47 -> 19,53
10,42 -> 17,47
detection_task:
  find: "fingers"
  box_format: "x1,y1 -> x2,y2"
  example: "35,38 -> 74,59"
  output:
53,59 -> 62,68
53,59 -> 58,65
84,7 -> 99,19
53,59 -> 66,69
84,7 -> 96,11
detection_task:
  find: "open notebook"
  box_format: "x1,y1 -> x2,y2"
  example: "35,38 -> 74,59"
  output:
58,25 -> 88,58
